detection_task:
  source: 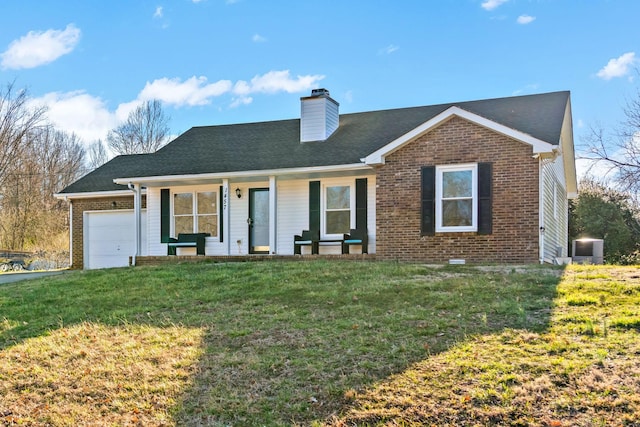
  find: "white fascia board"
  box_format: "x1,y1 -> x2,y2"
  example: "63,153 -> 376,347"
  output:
54,189 -> 142,200
559,99 -> 578,198
363,106 -> 556,165
112,163 -> 371,186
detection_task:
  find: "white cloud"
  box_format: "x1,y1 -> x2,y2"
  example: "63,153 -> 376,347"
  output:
230,96 -> 253,108
344,90 -> 354,103
234,70 -> 325,95
114,99 -> 144,122
1,24 -> 81,70
481,0 -> 508,11
138,76 -> 234,106
378,44 -> 399,55
137,70 -> 322,109
252,34 -> 267,43
30,91 -> 117,143
596,52 -> 637,80
517,15 -> 535,24
27,70 -> 324,143
153,6 -> 163,18
233,80 -> 251,95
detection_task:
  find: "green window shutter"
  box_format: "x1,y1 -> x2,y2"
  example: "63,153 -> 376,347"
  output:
355,178 -> 368,230
421,166 -> 436,236
309,181 -> 320,232
219,186 -> 224,243
160,188 -> 170,243
478,162 -> 493,235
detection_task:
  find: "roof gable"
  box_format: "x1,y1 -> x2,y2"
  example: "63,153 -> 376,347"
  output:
364,105 -> 557,165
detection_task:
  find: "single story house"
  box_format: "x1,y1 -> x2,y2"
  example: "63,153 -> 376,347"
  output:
56,89 -> 577,269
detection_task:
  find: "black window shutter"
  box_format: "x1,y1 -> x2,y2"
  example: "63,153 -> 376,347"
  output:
219,186 -> 224,242
160,188 -> 170,243
478,162 -> 493,235
309,181 -> 320,232
355,178 -> 368,230
421,166 -> 436,236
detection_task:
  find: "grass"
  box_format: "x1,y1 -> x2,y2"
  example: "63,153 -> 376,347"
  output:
0,261 -> 639,426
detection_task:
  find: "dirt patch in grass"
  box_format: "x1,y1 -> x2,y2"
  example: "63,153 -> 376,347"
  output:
0,322 -> 203,426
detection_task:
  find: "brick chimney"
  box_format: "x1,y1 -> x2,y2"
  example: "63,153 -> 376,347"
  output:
300,88 -> 339,142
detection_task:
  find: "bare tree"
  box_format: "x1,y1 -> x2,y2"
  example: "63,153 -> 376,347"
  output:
36,127 -> 86,203
580,86 -> 640,197
87,139 -> 110,170
107,99 -> 170,155
0,82 -> 47,188
0,126 -> 85,250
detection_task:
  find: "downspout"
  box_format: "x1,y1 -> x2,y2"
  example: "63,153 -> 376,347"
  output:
269,176 -> 277,254
539,158 -> 545,264
128,182 -> 141,266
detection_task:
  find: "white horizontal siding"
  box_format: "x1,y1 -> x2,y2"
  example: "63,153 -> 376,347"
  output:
227,182 -> 257,255
277,179 -> 311,254
147,187 -> 164,256
541,158 -> 568,262
300,97 -> 339,142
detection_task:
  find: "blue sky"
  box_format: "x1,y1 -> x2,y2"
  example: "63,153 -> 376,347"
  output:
1,0 -> 638,164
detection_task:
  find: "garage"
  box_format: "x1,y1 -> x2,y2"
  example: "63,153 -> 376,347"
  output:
83,210 -> 147,269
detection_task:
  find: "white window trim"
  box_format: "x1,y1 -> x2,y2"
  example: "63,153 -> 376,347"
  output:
321,182 -> 355,238
172,189 -> 219,239
435,163 -> 478,233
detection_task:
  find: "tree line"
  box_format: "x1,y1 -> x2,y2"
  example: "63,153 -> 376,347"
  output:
574,83 -> 640,263
0,81 -> 169,257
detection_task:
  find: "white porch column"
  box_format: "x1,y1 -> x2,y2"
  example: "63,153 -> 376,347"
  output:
129,182 -> 142,265
222,179 -> 231,255
68,200 -> 74,267
269,176 -> 277,254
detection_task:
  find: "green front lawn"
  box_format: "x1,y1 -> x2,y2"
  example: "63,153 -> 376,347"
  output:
1,261 -> 639,426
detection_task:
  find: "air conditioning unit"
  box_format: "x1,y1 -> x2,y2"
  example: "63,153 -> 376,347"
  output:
572,238 -> 604,264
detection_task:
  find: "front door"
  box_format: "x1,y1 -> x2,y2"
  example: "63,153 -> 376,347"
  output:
248,188 -> 270,254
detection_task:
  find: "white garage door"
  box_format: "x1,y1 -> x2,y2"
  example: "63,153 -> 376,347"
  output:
84,210 -> 147,269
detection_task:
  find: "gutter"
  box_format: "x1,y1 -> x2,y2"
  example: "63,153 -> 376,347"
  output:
112,163 -> 371,186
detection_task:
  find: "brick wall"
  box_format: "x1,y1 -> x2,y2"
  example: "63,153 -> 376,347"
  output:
375,116 -> 540,263
70,196 -> 146,269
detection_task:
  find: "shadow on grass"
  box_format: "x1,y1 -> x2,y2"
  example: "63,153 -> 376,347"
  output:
0,261 -> 564,426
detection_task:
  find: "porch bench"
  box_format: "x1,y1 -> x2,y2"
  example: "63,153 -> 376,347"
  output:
293,230 -> 319,255
167,233 -> 210,256
342,229 -> 368,254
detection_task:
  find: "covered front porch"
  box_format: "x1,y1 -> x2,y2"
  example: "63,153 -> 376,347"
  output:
119,166 -> 376,264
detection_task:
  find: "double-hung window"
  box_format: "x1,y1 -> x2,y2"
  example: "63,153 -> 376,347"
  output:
325,185 -> 351,235
173,191 -> 218,236
436,164 -> 478,232
422,162 -> 492,235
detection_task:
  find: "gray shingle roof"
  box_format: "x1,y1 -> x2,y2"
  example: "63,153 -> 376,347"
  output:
59,91 -> 570,194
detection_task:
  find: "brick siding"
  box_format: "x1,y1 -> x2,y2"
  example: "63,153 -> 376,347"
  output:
375,116 -> 540,263
70,196 -> 146,269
